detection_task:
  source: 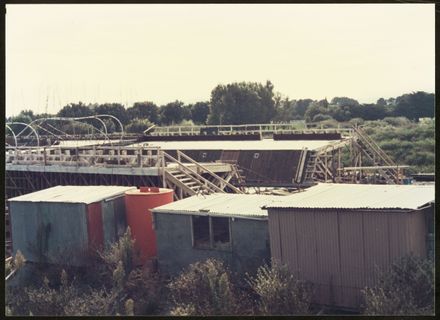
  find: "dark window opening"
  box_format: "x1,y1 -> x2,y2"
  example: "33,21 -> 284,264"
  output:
193,216 -> 210,248
192,215 -> 231,250
212,217 -> 230,248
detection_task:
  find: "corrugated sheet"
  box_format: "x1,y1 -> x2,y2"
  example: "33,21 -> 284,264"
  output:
9,185 -> 136,204
129,139 -> 340,151
266,183 -> 435,210
153,193 -> 283,219
269,206 -> 430,310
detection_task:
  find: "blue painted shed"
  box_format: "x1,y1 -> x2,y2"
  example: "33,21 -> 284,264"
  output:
9,185 -> 136,266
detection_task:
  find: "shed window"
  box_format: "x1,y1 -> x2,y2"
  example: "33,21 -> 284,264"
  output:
192,215 -> 231,250
192,216 -> 210,248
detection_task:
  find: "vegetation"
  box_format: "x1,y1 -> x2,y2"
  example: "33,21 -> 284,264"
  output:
6,250 -> 434,316
361,255 -> 434,315
246,261 -> 313,315
167,258 -> 243,316
5,228 -> 164,316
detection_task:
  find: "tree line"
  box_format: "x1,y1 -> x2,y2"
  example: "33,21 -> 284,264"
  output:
7,81 -> 434,133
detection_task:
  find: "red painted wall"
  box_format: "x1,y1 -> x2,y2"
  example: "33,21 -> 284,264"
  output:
86,202 -> 104,252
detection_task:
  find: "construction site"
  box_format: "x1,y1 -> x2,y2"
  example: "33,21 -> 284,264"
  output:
4,118 -> 434,313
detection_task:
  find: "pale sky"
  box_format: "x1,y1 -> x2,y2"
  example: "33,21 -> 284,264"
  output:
6,4 -> 435,117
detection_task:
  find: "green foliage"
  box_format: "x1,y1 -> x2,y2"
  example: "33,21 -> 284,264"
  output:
364,118 -> 434,174
246,261 -> 313,315
6,227 -> 164,316
362,255 -> 434,315
99,227 -> 135,277
125,118 -> 154,133
126,101 -> 159,123
57,102 -> 93,118
9,110 -> 35,124
159,100 -> 185,125
312,113 -> 333,122
393,91 -> 434,120
189,101 -> 210,124
168,258 -> 241,315
95,103 -> 129,125
208,81 -> 276,125
304,100 -> 329,122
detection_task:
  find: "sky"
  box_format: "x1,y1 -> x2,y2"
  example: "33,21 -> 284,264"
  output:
5,4 -> 435,117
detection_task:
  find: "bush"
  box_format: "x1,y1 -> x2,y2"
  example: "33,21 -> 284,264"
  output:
125,118 -> 154,133
361,255 -> 434,315
168,258 -> 241,316
246,261 -> 313,315
99,227 -> 135,279
6,228 -> 165,316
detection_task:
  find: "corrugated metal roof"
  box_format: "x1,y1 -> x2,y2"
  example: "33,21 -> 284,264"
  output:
265,183 -> 435,210
128,139 -> 340,151
153,193 -> 286,219
9,186 -> 137,204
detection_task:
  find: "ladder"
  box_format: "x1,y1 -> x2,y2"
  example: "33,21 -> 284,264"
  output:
303,151 -> 318,183
161,150 -> 244,199
352,126 -> 399,183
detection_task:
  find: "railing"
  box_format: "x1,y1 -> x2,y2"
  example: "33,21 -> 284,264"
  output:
162,151 -> 225,193
5,145 -> 163,168
353,126 -> 396,166
151,122 -> 353,137
175,150 -> 243,193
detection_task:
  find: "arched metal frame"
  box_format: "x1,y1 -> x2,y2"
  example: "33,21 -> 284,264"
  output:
6,122 -> 40,147
15,114 -> 124,144
5,124 -> 18,147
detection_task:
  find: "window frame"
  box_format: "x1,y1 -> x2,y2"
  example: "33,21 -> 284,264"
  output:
191,215 -> 232,251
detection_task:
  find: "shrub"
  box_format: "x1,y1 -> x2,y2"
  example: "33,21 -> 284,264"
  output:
168,258 -> 240,315
124,267 -> 164,315
99,227 -> 135,280
361,255 -> 434,315
246,261 -> 313,315
125,118 -> 154,133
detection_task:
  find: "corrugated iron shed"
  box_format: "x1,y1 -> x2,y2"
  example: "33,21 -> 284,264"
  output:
265,183 -> 434,210
153,193 -> 285,219
9,185 -> 136,204
129,139 -> 341,151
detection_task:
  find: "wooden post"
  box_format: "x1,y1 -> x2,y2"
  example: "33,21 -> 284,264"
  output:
337,148 -> 341,182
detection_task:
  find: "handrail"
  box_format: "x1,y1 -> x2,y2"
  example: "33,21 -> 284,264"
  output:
6,145 -> 163,168
176,150 -> 243,194
162,151 -> 225,193
353,126 -> 395,165
151,122 -> 353,136
351,139 -> 398,182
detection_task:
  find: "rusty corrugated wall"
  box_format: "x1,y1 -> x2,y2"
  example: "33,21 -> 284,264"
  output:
268,207 -> 429,310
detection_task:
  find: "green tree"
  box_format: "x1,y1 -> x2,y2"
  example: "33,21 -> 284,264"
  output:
304,100 -> 329,123
94,103 -> 129,125
208,81 -> 276,125
393,91 -> 434,121
57,102 -> 93,118
330,96 -> 359,107
189,102 -> 210,125
159,101 -> 185,125
126,102 -> 159,124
